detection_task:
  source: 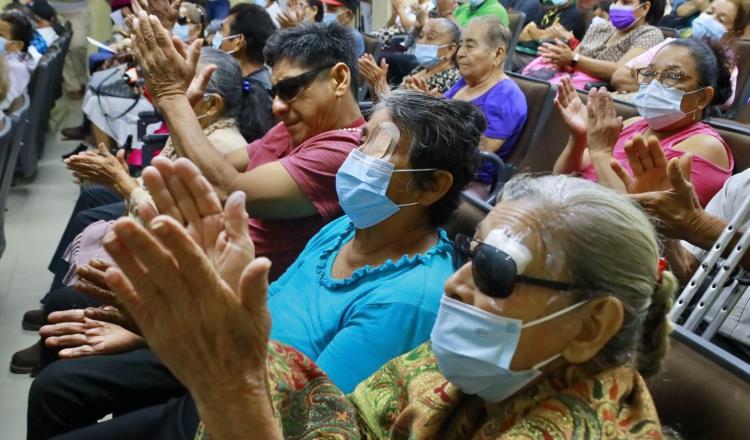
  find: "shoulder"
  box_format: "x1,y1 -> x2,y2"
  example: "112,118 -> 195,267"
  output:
632,25 -> 665,41
484,79 -> 527,114
673,131 -> 730,168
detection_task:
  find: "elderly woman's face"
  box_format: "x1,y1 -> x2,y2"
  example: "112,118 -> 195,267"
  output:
443,201 -> 590,371
456,21 -> 502,83
358,109 -> 424,206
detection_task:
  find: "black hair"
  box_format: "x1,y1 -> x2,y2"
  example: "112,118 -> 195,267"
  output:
642,0 -> 665,25
198,47 -> 275,142
264,22 -> 359,97
666,37 -> 734,109
228,3 -> 276,64
1,11 -> 33,51
306,0 -> 325,22
378,90 -> 485,227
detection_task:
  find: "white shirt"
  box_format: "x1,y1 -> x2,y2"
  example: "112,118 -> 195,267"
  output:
37,26 -> 60,46
0,52 -> 32,111
684,169 -> 750,346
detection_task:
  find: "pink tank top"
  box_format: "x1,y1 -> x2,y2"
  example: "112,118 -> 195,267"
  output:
580,119 -> 733,206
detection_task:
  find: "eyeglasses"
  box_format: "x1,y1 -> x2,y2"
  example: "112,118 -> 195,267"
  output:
453,234 -> 585,298
271,64 -> 334,102
636,67 -> 700,88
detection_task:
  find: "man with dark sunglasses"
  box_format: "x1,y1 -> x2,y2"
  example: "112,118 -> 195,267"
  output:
129,18 -> 365,281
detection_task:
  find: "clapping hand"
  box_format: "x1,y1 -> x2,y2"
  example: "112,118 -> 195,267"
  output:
610,135 -> 690,194
585,87 -> 622,157
358,54 -> 390,98
554,76 -> 587,140
538,39 -> 574,68
131,0 -> 182,30
41,309 -> 144,359
64,144 -> 133,196
402,75 -> 442,97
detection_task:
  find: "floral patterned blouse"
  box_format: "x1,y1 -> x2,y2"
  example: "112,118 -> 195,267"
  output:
577,21 -> 664,62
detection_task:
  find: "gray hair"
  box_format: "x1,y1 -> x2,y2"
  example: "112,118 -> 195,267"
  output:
432,17 -> 461,45
197,47 -> 243,120
375,90 -> 485,227
470,16 -> 510,52
499,174 -> 676,377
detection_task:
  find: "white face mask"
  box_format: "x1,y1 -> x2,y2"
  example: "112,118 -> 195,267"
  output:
634,81 -> 701,130
431,296 -> 587,402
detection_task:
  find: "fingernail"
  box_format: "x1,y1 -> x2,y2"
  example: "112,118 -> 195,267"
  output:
151,220 -> 168,235
103,233 -> 121,251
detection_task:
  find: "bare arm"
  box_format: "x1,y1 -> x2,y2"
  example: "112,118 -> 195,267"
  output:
663,239 -> 700,285
575,48 -> 647,82
553,135 -> 587,174
160,95 -> 317,219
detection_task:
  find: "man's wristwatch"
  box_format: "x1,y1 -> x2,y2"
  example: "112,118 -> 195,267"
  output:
570,53 -> 580,68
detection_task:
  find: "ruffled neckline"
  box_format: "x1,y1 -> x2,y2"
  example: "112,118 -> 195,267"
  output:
316,220 -> 452,289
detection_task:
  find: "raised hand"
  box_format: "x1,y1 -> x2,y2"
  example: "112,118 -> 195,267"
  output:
627,154 -> 702,240
554,76 -> 587,140
101,214 -> 273,402
131,0 -> 182,30
138,157 -> 255,292
610,135 -> 690,194
403,76 -> 442,97
129,10 -> 201,101
40,309 -> 144,359
586,87 -> 622,157
358,54 -> 389,98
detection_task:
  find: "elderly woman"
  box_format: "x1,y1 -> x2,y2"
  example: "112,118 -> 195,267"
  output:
436,16 -> 527,192
554,37 -> 734,206
612,0 -> 750,110
26,91 -> 486,438
95,170 -> 676,438
172,2 -> 207,43
358,17 -> 461,100
523,0 -> 665,89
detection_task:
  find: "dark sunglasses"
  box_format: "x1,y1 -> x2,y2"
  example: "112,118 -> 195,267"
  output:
177,16 -> 194,25
453,234 -> 584,298
271,64 -> 334,102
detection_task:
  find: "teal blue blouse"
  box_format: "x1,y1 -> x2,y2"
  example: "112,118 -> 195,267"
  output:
268,216 -> 453,393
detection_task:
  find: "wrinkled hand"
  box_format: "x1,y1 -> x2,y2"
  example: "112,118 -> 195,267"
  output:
138,157 -> 255,292
610,135 -> 690,194
131,0 -> 182,30
358,54 -> 389,89
64,144 -> 133,194
403,75 -> 442,97
410,3 -> 428,28
586,88 -> 622,157
538,39 -> 574,68
278,8 -> 306,28
74,259 -> 142,333
129,10 -> 201,101
627,154 -> 703,239
554,76 -> 587,140
40,309 -> 144,359
102,214 -> 273,398
547,23 -> 573,41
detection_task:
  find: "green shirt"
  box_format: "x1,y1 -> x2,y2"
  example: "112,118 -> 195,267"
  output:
454,0 -> 510,27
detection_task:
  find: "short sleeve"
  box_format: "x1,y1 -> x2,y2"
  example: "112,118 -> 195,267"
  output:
630,26 -> 665,51
279,134 -> 358,221
482,81 -> 528,141
625,39 -> 670,69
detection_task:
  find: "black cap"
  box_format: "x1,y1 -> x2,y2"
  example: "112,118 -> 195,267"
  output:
30,0 -> 56,21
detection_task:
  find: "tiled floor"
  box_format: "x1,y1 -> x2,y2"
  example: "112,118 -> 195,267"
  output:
0,98 -> 82,439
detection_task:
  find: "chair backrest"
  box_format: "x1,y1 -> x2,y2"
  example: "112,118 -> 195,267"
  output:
361,33 -> 383,59
514,89 -> 639,174
650,326 -> 750,440
0,114 -> 17,258
506,12 -> 526,68
18,56 -> 52,178
505,72 -> 557,166
658,26 -> 679,38
706,117 -> 750,173
729,38 -> 750,118
441,190 -> 491,240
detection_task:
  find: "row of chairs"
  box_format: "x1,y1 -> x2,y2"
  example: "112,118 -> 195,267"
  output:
0,26 -> 71,258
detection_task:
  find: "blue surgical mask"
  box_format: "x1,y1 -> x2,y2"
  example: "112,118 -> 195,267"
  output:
414,43 -> 448,68
634,81 -> 700,130
0,37 -> 6,53
431,296 -> 588,402
549,0 -> 568,6
469,0 -> 485,8
323,12 -> 339,25
691,13 -> 727,40
172,23 -> 191,42
335,148 -> 435,229
212,32 -> 239,53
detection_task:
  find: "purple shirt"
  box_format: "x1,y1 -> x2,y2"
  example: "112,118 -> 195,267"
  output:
445,77 -> 527,183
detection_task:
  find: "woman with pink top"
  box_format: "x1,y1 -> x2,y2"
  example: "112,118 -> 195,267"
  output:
553,37 -> 733,205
